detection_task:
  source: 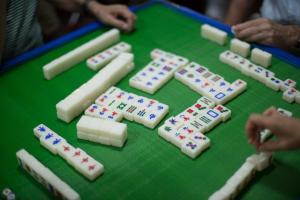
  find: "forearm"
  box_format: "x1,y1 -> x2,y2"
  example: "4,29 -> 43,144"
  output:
224,0 -> 262,25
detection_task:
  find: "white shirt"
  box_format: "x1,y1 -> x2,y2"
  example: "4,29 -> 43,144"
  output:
261,0 -> 300,25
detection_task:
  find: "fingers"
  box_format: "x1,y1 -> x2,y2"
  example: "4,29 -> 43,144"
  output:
245,113 -> 280,148
91,4 -> 136,33
104,14 -> 129,32
232,18 -> 274,44
243,31 -> 270,43
233,18 -> 266,32
245,114 -> 263,147
112,5 -> 136,32
258,140 -> 288,152
263,106 -> 277,116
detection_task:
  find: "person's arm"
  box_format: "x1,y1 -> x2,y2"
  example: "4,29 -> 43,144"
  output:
224,0 -> 262,25
232,18 -> 300,55
48,0 -> 136,33
245,107 -> 300,151
85,1 -> 136,33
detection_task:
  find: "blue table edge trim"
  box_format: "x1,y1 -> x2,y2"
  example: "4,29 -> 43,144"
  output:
1,0 -> 299,73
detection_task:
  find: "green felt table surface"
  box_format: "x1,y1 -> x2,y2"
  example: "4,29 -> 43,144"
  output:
1,2 -> 300,200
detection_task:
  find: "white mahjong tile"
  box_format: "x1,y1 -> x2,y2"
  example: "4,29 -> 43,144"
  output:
56,142 -> 76,161
277,108 -> 293,117
219,50 -> 232,64
199,109 -> 222,131
282,87 -> 297,103
150,102 -> 169,113
85,104 -> 122,121
105,86 -> 123,97
158,124 -> 177,141
156,68 -> 171,80
150,49 -> 165,59
246,152 -> 272,172
116,42 -> 131,51
213,105 -> 231,122
260,129 -> 272,143
33,124 -> 50,138
231,79 -> 247,95
95,93 -> 114,106
143,99 -> 158,110
85,132 -> 111,146
182,107 -> 203,120
190,101 -> 210,113
191,64 -> 208,76
221,86 -> 237,102
105,110 -> 123,122
86,57 -> 101,68
189,76 -> 206,92
203,86 -> 220,100
123,104 -> 140,121
105,98 -> 123,110
160,64 -> 178,76
64,147 -> 79,165
112,90 -> 128,101
185,62 -> 200,71
140,77 -> 164,94
238,58 -> 251,75
249,65 -> 267,83
113,101 -> 131,114
39,132 -> 65,155
208,74 -> 224,84
133,96 -> 151,108
171,55 -> 189,67
133,107 -> 149,124
123,93 -> 139,104
80,157 -> 104,181
132,70 -> 150,82
181,138 -> 209,159
177,111 -> 194,123
69,148 -> 88,169
184,74 -> 203,92
201,71 -> 214,80
143,65 -> 160,75
197,96 -> 215,108
68,148 -> 86,167
229,53 -> 243,70
188,118 -> 207,133
165,116 -> 185,130
177,124 -> 199,136
210,91 -> 229,105
169,130 -> 188,148
280,78 -> 297,92
197,81 -> 214,95
143,106 -> 169,129
174,68 -> 190,84
149,59 -> 164,68
189,132 -> 210,148
265,77 -> 282,91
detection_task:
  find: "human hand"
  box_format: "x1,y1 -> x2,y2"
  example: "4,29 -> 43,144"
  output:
245,107 -> 300,151
87,2 -> 137,33
232,18 -> 300,50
